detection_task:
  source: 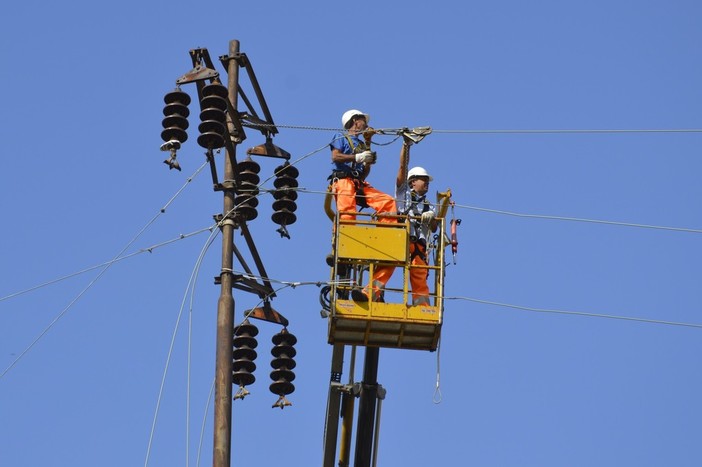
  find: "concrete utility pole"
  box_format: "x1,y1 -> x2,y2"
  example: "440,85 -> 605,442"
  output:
212,39 -> 240,467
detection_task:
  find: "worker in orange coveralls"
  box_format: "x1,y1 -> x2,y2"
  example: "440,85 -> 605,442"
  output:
395,135 -> 437,306
328,109 -> 396,302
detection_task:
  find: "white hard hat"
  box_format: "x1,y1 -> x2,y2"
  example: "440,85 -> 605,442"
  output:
341,109 -> 370,129
407,166 -> 433,181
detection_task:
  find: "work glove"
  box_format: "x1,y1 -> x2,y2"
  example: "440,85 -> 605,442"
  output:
421,210 -> 435,226
354,150 -> 376,164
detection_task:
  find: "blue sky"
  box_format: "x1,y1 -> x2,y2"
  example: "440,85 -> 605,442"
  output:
1,1 -> 701,466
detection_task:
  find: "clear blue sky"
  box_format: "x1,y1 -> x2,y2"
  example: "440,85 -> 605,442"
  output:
2,1 -> 701,466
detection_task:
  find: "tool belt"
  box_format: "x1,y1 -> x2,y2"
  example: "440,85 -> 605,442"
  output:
328,170 -> 369,209
328,169 -> 362,181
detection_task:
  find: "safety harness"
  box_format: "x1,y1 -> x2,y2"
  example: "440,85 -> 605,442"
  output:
402,190 -> 433,263
328,135 -> 370,209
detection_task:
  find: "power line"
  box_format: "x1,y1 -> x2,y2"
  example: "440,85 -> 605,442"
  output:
446,295 -> 702,330
144,227 -> 219,467
165,266 -> 702,331
254,122 -> 702,135
431,128 -> 702,135
0,226 -> 214,303
2,182 -> 697,310
455,203 -> 702,234
1,162 -> 209,380
295,188 -> 702,235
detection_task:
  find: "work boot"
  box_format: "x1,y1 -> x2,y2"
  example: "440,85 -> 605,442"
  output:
351,289 -> 369,302
412,296 -> 430,306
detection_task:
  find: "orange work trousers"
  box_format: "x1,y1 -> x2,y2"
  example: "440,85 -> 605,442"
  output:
333,178 -> 397,301
333,178 -> 396,223
409,242 -> 430,305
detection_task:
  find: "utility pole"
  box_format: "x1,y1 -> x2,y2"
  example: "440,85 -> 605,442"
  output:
160,38 -> 295,467
212,39 -> 240,467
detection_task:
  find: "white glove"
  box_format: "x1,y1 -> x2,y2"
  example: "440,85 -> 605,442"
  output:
421,210 -> 435,225
354,150 -> 376,164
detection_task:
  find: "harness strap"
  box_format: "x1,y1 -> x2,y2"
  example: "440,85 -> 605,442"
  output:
328,174 -> 370,209
328,135 -> 371,208
354,179 -> 370,209
344,135 -> 368,154
410,240 -> 427,263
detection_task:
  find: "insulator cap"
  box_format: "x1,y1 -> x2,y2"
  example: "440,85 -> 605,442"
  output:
273,188 -> 298,201
270,380 -> 295,396
235,200 -> 259,221
164,89 -> 191,106
233,370 -> 256,387
271,368 -> 296,383
237,171 -> 261,187
162,114 -> 190,131
271,210 -> 297,226
274,176 -> 299,190
233,359 -> 256,374
271,349 -> 296,363
199,107 -> 226,123
200,94 -> 228,112
237,158 -> 261,174
163,102 -> 190,118
202,82 -> 229,99
274,163 -> 299,179
161,127 -> 188,144
233,347 -> 257,361
233,335 -> 257,350
272,199 -> 297,214
235,320 -> 259,338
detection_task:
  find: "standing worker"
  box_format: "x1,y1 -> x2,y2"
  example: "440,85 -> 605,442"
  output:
329,109 -> 396,302
396,134 -> 437,306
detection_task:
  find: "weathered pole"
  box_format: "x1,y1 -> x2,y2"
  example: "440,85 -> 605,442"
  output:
212,39 -> 240,467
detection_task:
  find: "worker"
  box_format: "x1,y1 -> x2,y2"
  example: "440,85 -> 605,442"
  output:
329,109 -> 396,302
396,136 -> 437,306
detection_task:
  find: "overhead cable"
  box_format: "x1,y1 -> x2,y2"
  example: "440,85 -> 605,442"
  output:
431,128 -> 702,135
456,203 -> 702,234
0,161 -> 209,380
446,296 -> 702,329
295,188 -> 702,235
144,226 -> 218,467
250,122 -> 702,135
0,226 -> 214,303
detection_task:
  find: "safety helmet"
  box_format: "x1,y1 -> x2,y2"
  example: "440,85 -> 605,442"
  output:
407,166 -> 433,182
341,109 -> 370,129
